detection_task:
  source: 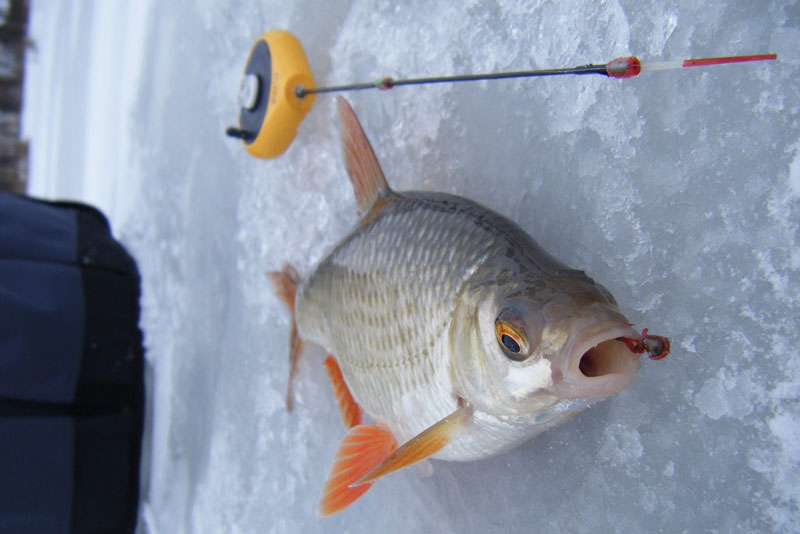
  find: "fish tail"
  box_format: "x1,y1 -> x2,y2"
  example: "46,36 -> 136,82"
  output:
269,263 -> 300,313
268,263 -> 305,411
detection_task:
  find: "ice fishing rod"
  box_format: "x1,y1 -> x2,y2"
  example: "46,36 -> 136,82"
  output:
226,30 -> 777,159
294,53 -> 777,97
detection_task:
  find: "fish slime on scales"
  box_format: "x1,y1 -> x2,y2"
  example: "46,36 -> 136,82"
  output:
268,97 -> 670,516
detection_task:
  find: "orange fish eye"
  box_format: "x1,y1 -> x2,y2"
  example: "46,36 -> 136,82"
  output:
494,319 -> 530,361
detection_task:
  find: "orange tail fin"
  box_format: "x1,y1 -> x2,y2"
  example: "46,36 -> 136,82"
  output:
268,264 -> 305,411
318,425 -> 398,517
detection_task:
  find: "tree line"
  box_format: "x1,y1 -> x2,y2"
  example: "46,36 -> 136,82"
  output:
0,0 -> 28,194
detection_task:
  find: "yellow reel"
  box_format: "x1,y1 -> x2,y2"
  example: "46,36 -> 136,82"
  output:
227,30 -> 316,159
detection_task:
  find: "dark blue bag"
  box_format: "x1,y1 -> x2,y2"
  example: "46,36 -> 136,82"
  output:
0,193 -> 144,534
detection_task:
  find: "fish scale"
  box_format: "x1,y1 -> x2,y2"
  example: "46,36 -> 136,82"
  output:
297,193 -> 499,445
271,98 -> 668,515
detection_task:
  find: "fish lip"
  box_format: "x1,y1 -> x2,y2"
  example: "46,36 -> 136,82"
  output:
553,322 -> 642,399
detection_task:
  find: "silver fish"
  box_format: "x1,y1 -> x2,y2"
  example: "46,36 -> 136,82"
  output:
270,97 -> 668,516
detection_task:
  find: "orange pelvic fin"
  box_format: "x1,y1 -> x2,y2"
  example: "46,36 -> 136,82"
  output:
318,425 -> 398,517
354,400 -> 472,486
324,356 -> 363,429
337,97 -> 393,214
267,264 -> 305,411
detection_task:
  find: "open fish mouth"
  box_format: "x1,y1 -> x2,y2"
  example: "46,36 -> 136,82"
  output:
554,323 -> 642,399
578,338 -> 635,377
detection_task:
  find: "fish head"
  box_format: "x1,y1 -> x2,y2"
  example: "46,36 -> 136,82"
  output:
451,267 -> 641,416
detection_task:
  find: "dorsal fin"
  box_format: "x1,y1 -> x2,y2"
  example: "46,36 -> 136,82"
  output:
337,97 -> 392,214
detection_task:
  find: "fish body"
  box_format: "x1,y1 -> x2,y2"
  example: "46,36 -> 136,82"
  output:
296,190 -> 634,460
271,98 -> 667,515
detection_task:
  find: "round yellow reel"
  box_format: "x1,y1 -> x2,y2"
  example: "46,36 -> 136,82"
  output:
228,30 -> 316,159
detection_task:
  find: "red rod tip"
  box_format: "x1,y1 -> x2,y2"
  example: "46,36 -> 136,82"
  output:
606,56 -> 642,78
682,54 -> 777,68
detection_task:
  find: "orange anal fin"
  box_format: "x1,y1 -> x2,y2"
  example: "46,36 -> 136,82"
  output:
354,400 -> 472,486
267,264 -> 304,411
324,356 -> 363,429
318,425 -> 398,517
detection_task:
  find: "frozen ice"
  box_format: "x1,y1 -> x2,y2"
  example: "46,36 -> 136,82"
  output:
22,0 -> 800,532
790,142 -> 800,197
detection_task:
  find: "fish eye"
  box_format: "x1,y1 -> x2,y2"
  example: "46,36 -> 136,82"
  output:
495,310 -> 531,361
501,334 -> 521,353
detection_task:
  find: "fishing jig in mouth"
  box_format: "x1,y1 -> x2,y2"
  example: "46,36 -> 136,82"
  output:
617,329 -> 671,361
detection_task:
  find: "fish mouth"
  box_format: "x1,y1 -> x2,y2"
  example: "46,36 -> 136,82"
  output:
552,322 -> 642,399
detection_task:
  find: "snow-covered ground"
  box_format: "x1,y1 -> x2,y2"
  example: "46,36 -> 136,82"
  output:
23,1 -> 799,532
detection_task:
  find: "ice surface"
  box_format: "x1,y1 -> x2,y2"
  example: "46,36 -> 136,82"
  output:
22,0 -> 800,532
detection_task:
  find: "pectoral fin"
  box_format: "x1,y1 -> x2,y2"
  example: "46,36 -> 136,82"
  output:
353,400 -> 473,486
318,425 -> 398,517
319,401 -> 473,515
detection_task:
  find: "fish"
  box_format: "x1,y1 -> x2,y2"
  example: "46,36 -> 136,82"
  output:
269,97 -> 669,516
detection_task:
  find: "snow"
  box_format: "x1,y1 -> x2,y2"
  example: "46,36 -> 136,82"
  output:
790,142 -> 800,197
22,0 -> 800,532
